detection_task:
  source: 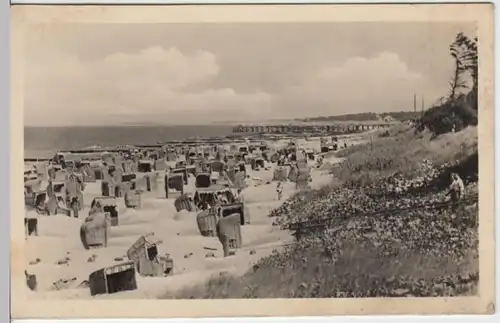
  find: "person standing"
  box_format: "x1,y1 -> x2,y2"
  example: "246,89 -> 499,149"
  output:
219,192 -> 229,205
66,174 -> 80,218
45,179 -> 58,215
276,182 -> 283,201
447,172 -> 465,210
47,160 -> 55,181
235,189 -> 243,203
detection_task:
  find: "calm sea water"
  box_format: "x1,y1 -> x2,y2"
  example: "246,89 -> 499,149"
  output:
24,125 -> 234,158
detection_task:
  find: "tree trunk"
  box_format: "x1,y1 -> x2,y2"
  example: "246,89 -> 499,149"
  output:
449,58 -> 460,100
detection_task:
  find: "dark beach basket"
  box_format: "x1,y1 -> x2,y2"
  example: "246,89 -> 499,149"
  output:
89,261 -> 137,296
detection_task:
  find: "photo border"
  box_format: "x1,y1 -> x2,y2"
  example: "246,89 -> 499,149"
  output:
9,3 -> 495,319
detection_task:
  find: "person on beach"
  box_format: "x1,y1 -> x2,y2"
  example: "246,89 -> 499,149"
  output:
278,154 -> 284,166
447,172 -> 465,209
47,160 -> 56,181
220,193 -> 229,205
216,192 -> 227,206
276,182 -> 283,201
88,201 -> 102,216
235,189 -> 242,202
65,174 -> 81,218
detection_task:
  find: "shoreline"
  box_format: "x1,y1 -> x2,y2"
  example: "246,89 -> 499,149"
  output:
24,131 -> 372,160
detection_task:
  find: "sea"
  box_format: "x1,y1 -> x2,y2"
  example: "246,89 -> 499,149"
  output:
24,125 -> 235,159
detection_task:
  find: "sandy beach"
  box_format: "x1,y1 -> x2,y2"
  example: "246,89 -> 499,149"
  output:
24,137 -> 346,300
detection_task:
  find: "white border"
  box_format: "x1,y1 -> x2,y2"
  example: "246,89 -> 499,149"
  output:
5,0 -> 499,322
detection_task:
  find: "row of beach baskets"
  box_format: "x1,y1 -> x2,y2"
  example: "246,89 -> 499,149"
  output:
101,174 -> 157,198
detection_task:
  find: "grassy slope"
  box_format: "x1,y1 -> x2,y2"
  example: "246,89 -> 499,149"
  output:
163,125 -> 478,299
334,125 -> 478,186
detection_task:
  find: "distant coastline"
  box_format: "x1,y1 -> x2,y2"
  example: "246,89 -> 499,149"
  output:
23,111 -> 415,159
24,110 -> 420,128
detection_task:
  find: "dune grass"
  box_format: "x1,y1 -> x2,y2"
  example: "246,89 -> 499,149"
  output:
167,242 -> 477,299
334,125 -> 477,187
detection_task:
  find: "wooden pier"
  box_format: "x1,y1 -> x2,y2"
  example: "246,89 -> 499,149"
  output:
232,123 -> 393,134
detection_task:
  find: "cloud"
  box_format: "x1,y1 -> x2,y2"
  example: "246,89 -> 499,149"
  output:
25,46 -> 271,125
24,48 -> 448,125
273,52 -> 431,118
24,23 -> 476,126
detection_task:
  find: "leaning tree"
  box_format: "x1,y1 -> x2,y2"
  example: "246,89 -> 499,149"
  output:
448,32 -> 478,102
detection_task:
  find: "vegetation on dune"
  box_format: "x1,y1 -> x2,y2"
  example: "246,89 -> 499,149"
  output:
171,245 -> 477,299
162,32 -> 479,300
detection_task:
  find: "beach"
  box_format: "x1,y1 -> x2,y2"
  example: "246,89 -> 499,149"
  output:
24,135 -> 349,299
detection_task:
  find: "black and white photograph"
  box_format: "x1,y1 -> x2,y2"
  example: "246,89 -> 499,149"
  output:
10,3 -> 494,319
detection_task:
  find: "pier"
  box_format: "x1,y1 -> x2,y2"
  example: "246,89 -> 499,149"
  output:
232,122 -> 393,134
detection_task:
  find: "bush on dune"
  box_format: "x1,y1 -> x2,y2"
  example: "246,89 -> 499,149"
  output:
420,92 -> 478,136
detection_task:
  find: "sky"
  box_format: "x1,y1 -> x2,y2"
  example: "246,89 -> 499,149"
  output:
23,22 -> 476,126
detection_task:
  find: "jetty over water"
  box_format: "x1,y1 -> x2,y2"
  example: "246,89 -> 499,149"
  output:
232,122 -> 394,134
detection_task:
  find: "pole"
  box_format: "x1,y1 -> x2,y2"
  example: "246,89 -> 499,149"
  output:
413,93 -> 416,113
421,95 -> 424,117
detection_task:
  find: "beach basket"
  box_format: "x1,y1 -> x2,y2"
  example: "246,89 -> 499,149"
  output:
24,217 -> 38,238
82,165 -> 96,183
80,213 -> 109,250
220,203 -> 245,226
255,158 -> 265,169
101,181 -> 111,197
124,190 -> 142,209
122,173 -> 137,183
287,165 -> 298,182
90,197 -> 119,226
174,194 -> 196,212
114,183 -> 126,197
93,168 -> 103,180
195,173 -> 211,188
196,209 -> 218,237
166,174 -> 183,190
88,261 -> 137,296
186,166 -> 197,177
216,213 -> 242,257
54,170 -> 67,182
273,166 -> 288,181
46,196 -> 58,215
210,161 -> 225,173
127,234 -> 173,277
270,153 -> 279,163
155,160 -> 166,171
